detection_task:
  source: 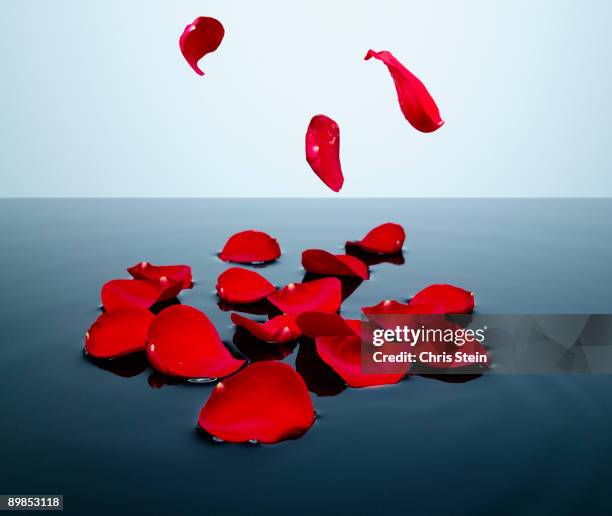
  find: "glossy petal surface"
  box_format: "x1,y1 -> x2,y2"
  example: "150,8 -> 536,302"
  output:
219,230 -> 281,263
216,267 -> 276,304
198,362 -> 315,443
127,262 -> 192,289
267,278 -> 342,316
146,305 -> 244,379
305,114 -> 344,192
179,16 -> 224,76
302,249 -> 368,279
100,279 -> 174,311
347,223 -> 405,254
85,308 -> 155,359
296,311 -> 359,338
410,284 -> 474,314
365,49 -> 444,133
362,299 -> 442,329
231,313 -> 301,343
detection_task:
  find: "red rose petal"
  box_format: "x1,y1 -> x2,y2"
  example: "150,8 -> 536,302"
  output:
179,16 -> 224,76
216,267 -> 276,304
296,311 -> 359,338
219,230 -> 281,264
85,308 -> 155,359
302,249 -> 369,279
365,49 -> 444,133
410,284 -> 474,314
198,361 -> 315,443
315,319 -> 407,388
100,279 -> 180,311
362,299 -> 442,330
231,313 -> 301,344
347,222 -> 405,255
146,305 -> 245,379
267,278 -> 342,316
127,262 -> 192,289
305,114 -> 344,192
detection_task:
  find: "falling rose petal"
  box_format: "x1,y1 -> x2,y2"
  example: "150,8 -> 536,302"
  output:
85,308 -> 155,359
219,230 -> 281,264
216,267 -> 276,304
267,278 -> 342,316
296,311 -> 359,338
179,16 -> 224,76
346,222 -> 405,255
230,313 -> 301,344
101,279 -> 180,311
127,262 -> 192,290
146,305 -> 245,379
301,249 -> 369,280
198,361 -> 315,444
410,284 -> 474,314
305,114 -> 344,192
295,340 -> 347,397
364,49 -> 444,133
315,319 -> 407,388
232,329 -> 297,362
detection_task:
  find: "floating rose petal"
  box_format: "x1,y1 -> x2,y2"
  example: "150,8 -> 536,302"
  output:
198,361 -> 315,443
85,308 -> 155,359
231,313 -> 301,344
267,278 -> 342,316
101,279 -> 181,311
296,311 -> 359,338
216,267 -> 276,304
345,245 -> 405,267
146,305 -> 245,379
302,249 -> 368,279
315,318 -> 407,388
305,114 -> 344,192
302,272 -> 363,302
179,16 -> 224,76
410,284 -> 474,314
296,340 -> 347,397
232,329 -> 297,362
219,230 -> 281,264
347,223 -> 405,255
127,262 -> 192,289
365,49 -> 444,133
362,299 -> 442,330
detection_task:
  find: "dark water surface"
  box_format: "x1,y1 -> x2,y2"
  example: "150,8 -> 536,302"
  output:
1,199 -> 612,515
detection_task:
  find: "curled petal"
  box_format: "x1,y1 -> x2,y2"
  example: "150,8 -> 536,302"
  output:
302,249 -> 368,279
219,230 -> 281,264
179,16 -> 224,76
231,313 -> 301,344
305,114 -> 344,192
365,49 -> 444,133
410,284 -> 474,314
347,222 -> 405,255
127,262 -> 192,289
85,308 -> 155,359
198,361 -> 315,443
316,320 -> 407,388
146,305 -> 245,379
267,278 -> 342,316
216,267 -> 276,304
101,279 -> 180,311
296,311 -> 360,338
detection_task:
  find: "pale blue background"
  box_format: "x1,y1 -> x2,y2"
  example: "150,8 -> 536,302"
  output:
1,0 -> 611,197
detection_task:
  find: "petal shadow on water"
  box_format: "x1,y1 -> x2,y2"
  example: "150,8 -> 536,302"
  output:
344,244 -> 405,266
232,328 -> 297,362
217,298 -> 281,317
147,371 -> 184,389
295,339 -> 346,397
150,297 -> 182,315
86,351 -> 149,378
301,272 -> 363,302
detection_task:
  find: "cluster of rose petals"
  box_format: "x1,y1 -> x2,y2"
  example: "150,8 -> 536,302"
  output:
179,16 -> 225,76
198,362 -> 314,443
302,249 -> 368,279
220,230 -> 281,263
